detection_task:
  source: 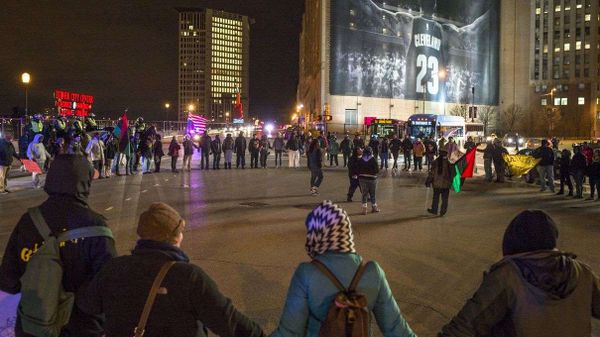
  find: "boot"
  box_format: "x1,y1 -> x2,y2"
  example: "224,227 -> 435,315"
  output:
362,204 -> 368,215
371,205 -> 380,213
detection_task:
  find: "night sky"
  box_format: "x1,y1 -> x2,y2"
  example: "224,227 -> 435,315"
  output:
0,0 -> 304,122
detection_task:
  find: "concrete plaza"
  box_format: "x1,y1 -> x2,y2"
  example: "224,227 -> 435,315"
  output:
1,155 -> 599,336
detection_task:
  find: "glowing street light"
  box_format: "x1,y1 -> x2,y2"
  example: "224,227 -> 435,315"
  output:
21,72 -> 31,118
188,104 -> 195,112
164,103 -> 171,109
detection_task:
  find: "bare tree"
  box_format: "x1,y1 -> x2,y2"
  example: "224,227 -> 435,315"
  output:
477,106 -> 497,136
500,104 -> 524,133
541,106 -> 562,137
449,104 -> 469,119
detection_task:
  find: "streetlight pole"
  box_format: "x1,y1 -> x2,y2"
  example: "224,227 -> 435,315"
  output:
21,73 -> 31,119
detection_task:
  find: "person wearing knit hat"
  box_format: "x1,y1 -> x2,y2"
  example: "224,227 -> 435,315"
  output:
78,202 -> 266,337
357,146 -> 381,214
439,210 -> 600,337
272,201 -> 417,337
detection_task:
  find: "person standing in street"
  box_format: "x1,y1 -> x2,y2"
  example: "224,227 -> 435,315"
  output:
308,139 -> 323,195
390,134 -> 402,170
492,139 -> 508,183
77,203 -> 266,337
572,145 -> 587,199
0,132 -> 20,194
357,146 -> 380,214
222,133 -> 234,169
27,134 -> 51,188
86,132 -> 105,177
340,134 -> 353,168
168,136 -> 181,173
248,134 -> 260,169
402,135 -> 413,171
235,131 -> 247,169
347,147 -> 362,202
533,139 -> 556,192
588,149 -> 600,201
103,134 -> 118,178
317,131 -> 329,165
368,135 -> 380,166
424,137 -> 437,171
259,135 -> 270,169
152,134 -> 164,173
557,149 -> 574,196
464,136 -> 476,152
285,133 -> 300,168
182,135 -> 194,172
427,149 -> 453,217
479,139 -> 495,182
273,133 -> 285,168
200,132 -> 211,170
413,138 -> 425,172
211,134 -> 222,170
352,134 -> 365,149
328,136 -> 340,167
379,136 -> 390,170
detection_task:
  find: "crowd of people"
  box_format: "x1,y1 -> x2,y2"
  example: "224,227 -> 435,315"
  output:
0,147 -> 598,337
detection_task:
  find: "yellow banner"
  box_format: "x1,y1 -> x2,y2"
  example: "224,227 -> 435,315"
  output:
503,154 -> 541,177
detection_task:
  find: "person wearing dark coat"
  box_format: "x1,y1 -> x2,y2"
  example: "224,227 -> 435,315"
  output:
0,132 -> 20,194
234,132 -> 247,169
152,134 -> 165,173
389,134 -> 402,170
77,203 -> 266,337
352,135 -> 365,149
557,149 -> 574,196
357,146 -> 380,214
588,149 -> 600,200
211,135 -> 222,169
0,154 -> 117,337
491,139 -> 508,183
308,139 -> 323,195
182,136 -> 194,172
259,135 -> 270,168
427,149 -> 453,216
222,134 -> 234,169
248,134 -> 260,169
571,145 -> 587,199
368,136 -> 380,165
168,136 -> 181,173
401,136 -> 413,171
340,134 -> 353,167
346,147 -> 363,202
200,132 -> 211,170
439,210 -> 600,337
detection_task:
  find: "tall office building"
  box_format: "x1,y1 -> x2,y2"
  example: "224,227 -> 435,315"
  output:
530,0 -> 600,137
177,8 -> 250,122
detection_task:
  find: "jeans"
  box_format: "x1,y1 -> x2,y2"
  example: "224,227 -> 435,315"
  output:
104,159 -> 114,177
347,177 -> 360,200
380,152 -> 388,169
212,153 -> 221,169
201,150 -> 210,170
431,188 -> 450,215
183,155 -> 192,171
573,170 -> 584,197
359,178 -> 377,206
537,165 -> 555,191
391,152 -> 399,169
494,161 -> 505,182
171,156 -> 178,172
559,173 -> 573,194
413,156 -> 423,171
141,156 -> 151,173
343,152 -> 350,167
153,156 -> 161,173
403,151 -> 412,169
236,152 -> 246,168
590,177 -> 600,198
250,151 -> 259,168
275,150 -> 283,167
484,158 -> 493,181
260,151 -> 268,168
310,168 -> 323,188
224,150 -> 233,168
288,150 -> 300,168
0,165 -> 10,192
329,154 -> 339,166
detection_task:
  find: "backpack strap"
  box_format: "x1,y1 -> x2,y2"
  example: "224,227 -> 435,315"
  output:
57,226 -> 114,243
134,261 -> 176,337
312,260 -> 346,291
27,208 -> 52,241
348,261 -> 369,292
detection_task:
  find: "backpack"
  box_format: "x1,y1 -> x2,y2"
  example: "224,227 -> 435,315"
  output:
18,207 -> 114,337
312,260 -> 370,337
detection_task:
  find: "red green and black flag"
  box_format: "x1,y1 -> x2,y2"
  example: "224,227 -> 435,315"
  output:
452,147 -> 477,193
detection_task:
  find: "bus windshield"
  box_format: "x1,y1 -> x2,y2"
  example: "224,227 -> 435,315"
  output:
409,125 -> 435,139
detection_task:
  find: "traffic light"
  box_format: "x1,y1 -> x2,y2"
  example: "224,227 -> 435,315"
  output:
325,115 -> 332,121
324,103 -> 331,116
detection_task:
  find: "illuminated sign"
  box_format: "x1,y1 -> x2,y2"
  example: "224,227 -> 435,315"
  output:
374,119 -> 394,125
233,118 -> 244,124
412,121 -> 432,126
54,89 -> 94,117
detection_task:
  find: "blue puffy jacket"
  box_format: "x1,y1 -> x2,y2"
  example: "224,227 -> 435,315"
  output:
271,252 -> 416,337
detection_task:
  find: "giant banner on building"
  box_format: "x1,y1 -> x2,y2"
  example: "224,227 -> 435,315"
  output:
330,0 -> 500,105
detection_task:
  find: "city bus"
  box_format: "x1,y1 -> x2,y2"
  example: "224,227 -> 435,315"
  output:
364,117 -> 406,138
465,122 -> 485,143
407,114 -> 466,146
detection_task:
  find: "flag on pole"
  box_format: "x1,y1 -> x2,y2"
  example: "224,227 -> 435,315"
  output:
234,91 -> 244,118
451,147 -> 477,193
114,112 -> 129,152
503,154 -> 541,177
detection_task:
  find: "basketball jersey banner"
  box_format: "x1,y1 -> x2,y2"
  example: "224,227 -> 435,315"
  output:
330,0 -> 500,105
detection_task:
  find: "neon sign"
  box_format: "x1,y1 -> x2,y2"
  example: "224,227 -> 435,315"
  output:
54,89 -> 94,117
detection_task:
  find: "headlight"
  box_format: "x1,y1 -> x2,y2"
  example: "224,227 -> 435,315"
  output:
518,138 -> 525,144
507,138 -> 514,144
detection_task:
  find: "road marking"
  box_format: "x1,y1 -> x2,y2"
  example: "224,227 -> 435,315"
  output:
165,179 -> 169,182
153,183 -> 160,187
105,206 -> 114,211
142,190 -> 148,193
125,197 -> 132,201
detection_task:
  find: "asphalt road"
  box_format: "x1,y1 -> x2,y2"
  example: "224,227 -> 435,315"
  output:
1,155 -> 599,336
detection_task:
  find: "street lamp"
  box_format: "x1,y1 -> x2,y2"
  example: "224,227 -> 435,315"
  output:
21,72 -> 31,118
164,103 -> 171,120
188,104 -> 195,112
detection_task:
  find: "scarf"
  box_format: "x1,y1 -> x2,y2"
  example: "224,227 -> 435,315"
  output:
134,240 -> 190,262
305,201 -> 356,258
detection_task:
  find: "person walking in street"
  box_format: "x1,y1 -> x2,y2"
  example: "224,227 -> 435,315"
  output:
168,136 -> 180,173
27,134 -> 51,188
182,135 -> 194,172
259,135 -> 270,168
439,210 -> 600,337
235,131 -> 247,169
402,135 -> 413,171
368,135 -> 380,166
328,136 -> 340,167
77,203 -> 266,337
222,133 -> 234,169
340,134 -> 352,167
0,154 -> 117,337
347,147 -> 362,202
413,138 -> 425,172
286,133 -> 300,168
379,136 -> 390,170
427,149 -> 453,217
211,134 -> 222,170
533,139 -> 556,192
0,132 -> 20,194
308,139 -> 323,195
271,201 -> 417,337
491,138 -> 508,183
152,134 -> 164,173
248,134 -> 260,169
557,149 -> 574,196
588,149 -> 600,201
572,145 -> 587,199
358,146 -> 380,214
103,134 -> 118,178
273,133 -> 285,168
200,132 -> 211,170
390,133 -> 402,170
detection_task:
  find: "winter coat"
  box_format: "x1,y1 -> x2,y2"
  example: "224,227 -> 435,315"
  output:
0,138 -> 19,166
273,137 -> 285,151
430,157 -> 453,189
589,161 -> 600,179
18,135 -> 29,159
353,137 -> 365,149
104,139 -> 118,160
533,146 -> 555,166
200,135 -> 212,151
235,136 -> 247,154
329,140 -> 340,155
259,139 -> 270,154
152,140 -> 164,158
340,138 -> 352,154
27,134 -> 50,163
308,148 -> 322,169
464,141 -> 477,152
248,138 -> 260,153
559,155 -> 571,176
86,138 -> 105,162
183,140 -> 194,156
168,141 -> 181,157
222,136 -> 234,152
358,155 -> 380,180
347,155 -> 360,178
413,142 -> 425,157
285,138 -> 299,151
368,139 -> 380,154
492,145 -> 508,167
444,141 -> 459,155
439,250 -> 600,337
380,139 -> 389,154
0,155 -> 116,337
390,138 -> 402,154
271,252 -> 416,337
481,143 -> 495,160
78,243 -> 265,337
571,153 -> 587,173
211,138 -> 222,154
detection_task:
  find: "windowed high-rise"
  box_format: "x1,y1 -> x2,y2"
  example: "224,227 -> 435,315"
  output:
177,8 -> 250,122
531,0 -> 600,137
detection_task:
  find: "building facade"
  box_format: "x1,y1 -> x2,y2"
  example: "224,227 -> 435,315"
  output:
177,8 -> 250,122
530,0 -> 600,137
298,0 -> 531,136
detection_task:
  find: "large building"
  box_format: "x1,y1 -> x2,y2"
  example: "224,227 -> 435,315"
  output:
177,8 -> 250,123
298,0 -> 530,135
530,0 -> 600,137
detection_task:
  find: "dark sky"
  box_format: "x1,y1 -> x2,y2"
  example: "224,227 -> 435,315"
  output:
0,0 -> 304,122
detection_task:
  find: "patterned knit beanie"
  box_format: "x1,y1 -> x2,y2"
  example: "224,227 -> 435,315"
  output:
305,201 -> 356,258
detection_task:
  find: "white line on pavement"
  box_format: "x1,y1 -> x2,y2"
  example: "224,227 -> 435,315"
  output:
105,206 -> 114,211
125,197 -> 131,201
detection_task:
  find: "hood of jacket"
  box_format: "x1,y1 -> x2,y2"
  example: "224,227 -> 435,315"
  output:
44,154 -> 93,204
508,250 -> 580,300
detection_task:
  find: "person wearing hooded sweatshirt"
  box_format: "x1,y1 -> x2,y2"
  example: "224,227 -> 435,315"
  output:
557,148 -> 574,196
78,202 -> 266,337
27,134 -> 51,188
222,133 -> 235,169
439,210 -> 600,337
271,201 -> 417,337
168,136 -> 181,173
347,147 -> 363,202
0,154 -> 117,337
587,149 -> 600,201
427,149 -> 453,217
308,139 -> 323,195
572,145 -> 588,199
357,146 -> 380,214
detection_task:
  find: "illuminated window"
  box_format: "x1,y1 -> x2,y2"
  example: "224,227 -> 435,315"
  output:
554,97 -> 561,105
555,5 -> 561,11
585,14 -> 591,21
578,97 -> 585,105
585,43 -> 591,49
544,45 -> 549,53
541,98 -> 548,105
564,43 -> 570,51
576,41 -> 582,49
576,4 -> 582,8
561,98 -> 568,105
536,7 -> 541,14
565,5 -> 571,10
554,47 -> 561,52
